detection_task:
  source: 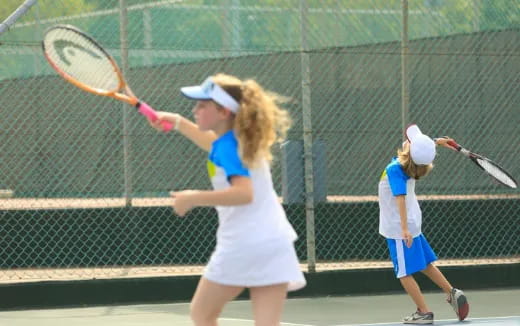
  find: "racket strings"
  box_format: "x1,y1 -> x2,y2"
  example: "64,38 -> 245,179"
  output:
476,158 -> 517,188
43,28 -> 120,91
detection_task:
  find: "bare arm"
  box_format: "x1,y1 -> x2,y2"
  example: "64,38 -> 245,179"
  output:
171,176 -> 253,216
396,195 -> 413,247
435,136 -> 456,150
150,112 -> 217,152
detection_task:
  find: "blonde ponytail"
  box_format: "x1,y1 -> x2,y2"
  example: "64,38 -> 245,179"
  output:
212,74 -> 292,168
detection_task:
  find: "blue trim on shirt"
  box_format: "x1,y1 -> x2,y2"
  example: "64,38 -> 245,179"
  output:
385,157 -> 409,196
209,130 -> 250,181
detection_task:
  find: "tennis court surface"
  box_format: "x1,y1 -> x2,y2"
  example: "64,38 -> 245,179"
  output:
0,288 -> 518,326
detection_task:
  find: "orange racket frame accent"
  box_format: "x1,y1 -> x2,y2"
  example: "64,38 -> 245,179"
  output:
42,25 -> 172,131
42,47 -> 138,106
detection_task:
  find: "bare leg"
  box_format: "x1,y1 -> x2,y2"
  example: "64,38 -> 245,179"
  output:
250,283 -> 288,326
190,277 -> 244,326
400,275 -> 430,313
421,263 -> 452,295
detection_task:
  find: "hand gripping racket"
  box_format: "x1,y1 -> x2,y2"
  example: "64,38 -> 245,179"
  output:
444,139 -> 517,189
42,24 -> 172,131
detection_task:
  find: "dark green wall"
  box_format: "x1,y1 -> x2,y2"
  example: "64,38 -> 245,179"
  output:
1,199 -> 518,268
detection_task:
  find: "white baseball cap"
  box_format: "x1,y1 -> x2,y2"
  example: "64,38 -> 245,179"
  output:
180,77 -> 240,113
405,124 -> 436,165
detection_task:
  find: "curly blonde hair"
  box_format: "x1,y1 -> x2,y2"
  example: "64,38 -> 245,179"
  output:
397,142 -> 433,180
212,73 -> 292,168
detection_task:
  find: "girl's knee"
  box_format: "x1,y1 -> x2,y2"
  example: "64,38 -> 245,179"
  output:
190,301 -> 221,326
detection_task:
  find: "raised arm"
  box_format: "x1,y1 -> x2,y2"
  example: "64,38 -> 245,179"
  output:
150,112 -> 217,152
435,136 -> 456,149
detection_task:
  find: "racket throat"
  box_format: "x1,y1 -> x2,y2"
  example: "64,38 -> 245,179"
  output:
460,148 -> 471,156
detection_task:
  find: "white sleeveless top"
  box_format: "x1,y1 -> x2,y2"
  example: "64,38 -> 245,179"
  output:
207,130 -> 297,248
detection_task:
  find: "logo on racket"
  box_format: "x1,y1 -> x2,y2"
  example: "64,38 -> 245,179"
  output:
53,40 -> 102,65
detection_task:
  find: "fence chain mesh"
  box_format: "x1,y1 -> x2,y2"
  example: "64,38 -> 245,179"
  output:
1,0 -> 518,282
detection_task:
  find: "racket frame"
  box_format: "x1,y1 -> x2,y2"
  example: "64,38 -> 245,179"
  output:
42,24 -> 172,131
42,25 -> 137,106
446,140 -> 517,189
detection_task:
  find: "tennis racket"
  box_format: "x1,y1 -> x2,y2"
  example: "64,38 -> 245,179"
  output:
42,24 -> 172,131
444,139 -> 517,189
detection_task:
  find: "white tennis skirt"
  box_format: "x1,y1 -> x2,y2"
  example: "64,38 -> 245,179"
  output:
203,238 -> 306,291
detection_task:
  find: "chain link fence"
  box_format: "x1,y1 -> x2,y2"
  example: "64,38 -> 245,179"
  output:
1,0 -> 519,283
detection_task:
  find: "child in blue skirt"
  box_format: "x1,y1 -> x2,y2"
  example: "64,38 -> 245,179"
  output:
378,124 -> 469,324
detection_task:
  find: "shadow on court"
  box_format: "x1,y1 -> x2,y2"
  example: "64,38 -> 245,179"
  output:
0,288 -> 518,326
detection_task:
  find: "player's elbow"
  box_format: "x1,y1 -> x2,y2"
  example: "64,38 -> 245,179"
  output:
239,189 -> 254,204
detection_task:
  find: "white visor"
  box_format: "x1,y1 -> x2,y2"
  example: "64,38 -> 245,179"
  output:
405,124 -> 436,165
180,77 -> 240,113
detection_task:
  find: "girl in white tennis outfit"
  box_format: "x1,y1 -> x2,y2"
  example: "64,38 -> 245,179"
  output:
149,73 -> 305,326
378,125 -> 469,324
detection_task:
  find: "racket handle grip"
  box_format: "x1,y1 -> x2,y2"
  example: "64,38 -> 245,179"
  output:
137,102 -> 173,132
447,140 -> 460,150
434,137 -> 460,151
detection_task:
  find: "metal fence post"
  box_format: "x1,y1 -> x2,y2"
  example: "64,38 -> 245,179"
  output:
120,0 -> 132,206
299,0 -> 316,273
401,0 -> 409,139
